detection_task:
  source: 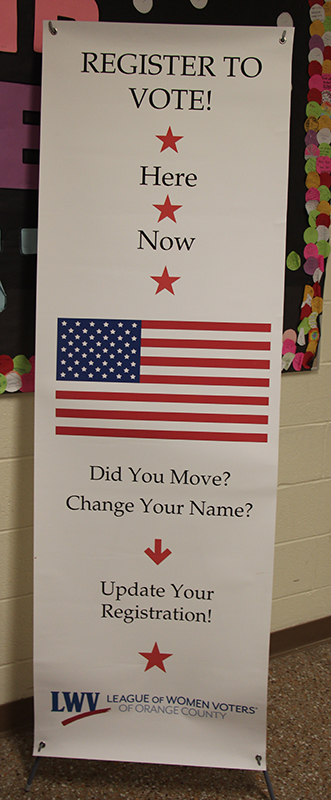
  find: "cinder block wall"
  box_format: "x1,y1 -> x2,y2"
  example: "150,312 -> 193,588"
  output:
272,264 -> 331,631
0,391 -> 34,705
0,270 -> 330,707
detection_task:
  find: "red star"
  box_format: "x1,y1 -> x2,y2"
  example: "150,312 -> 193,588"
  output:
153,195 -> 182,222
151,266 -> 180,295
139,642 -> 172,672
156,126 -> 183,153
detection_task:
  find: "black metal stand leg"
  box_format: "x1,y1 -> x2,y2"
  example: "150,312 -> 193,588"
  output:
24,756 -> 41,792
25,742 -> 45,791
263,770 -> 277,800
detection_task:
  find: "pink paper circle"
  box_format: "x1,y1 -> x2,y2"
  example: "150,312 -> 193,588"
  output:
304,242 -> 319,258
316,155 -> 331,172
304,256 -> 319,274
305,130 -> 319,147
305,144 -> 320,158
309,74 -> 324,90
282,329 -> 297,343
20,372 -> 35,393
305,187 -> 320,201
282,339 -> 297,354
309,35 -> 324,51
293,353 -> 304,371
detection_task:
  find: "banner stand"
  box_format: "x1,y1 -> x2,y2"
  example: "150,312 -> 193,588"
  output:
24,750 -> 277,798
31,21 -> 293,797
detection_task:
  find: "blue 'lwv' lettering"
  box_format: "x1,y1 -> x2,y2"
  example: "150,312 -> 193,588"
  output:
51,691 -> 100,712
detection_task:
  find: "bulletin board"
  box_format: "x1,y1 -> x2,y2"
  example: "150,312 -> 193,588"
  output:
0,0 -> 327,390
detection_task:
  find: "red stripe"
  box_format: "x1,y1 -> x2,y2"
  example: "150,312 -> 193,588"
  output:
55,391 -> 269,406
142,320 -> 271,332
62,708 -> 110,726
140,375 -> 270,387
56,426 -> 268,442
56,408 -> 268,424
140,356 -> 270,369
141,337 -> 270,351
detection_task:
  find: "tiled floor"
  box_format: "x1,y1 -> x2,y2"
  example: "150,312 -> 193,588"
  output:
0,641 -> 330,800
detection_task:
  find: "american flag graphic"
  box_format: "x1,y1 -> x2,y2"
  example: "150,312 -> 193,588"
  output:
55,318 -> 271,443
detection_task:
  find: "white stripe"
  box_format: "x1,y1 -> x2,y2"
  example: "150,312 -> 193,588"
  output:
140,327 -> 271,343
55,418 -> 268,434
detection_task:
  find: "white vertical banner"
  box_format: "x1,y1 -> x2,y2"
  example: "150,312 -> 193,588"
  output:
34,21 -> 293,769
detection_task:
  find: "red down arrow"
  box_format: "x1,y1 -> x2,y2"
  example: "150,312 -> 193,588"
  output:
144,539 -> 172,565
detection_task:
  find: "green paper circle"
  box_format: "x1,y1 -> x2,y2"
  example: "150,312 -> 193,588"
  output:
318,143 -> 331,158
303,226 -> 318,244
0,374 -> 7,394
298,317 -> 310,335
305,157 -> 317,174
13,354 -> 32,375
306,101 -> 321,118
320,107 -> 331,120
286,251 -> 301,271
317,239 -> 331,256
308,209 -> 319,227
319,184 -> 331,201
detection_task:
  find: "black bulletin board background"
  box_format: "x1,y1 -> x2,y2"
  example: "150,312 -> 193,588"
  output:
0,0 -> 312,379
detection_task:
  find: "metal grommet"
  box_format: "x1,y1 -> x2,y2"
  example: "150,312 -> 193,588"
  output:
48,20 -> 58,36
279,29 -> 287,44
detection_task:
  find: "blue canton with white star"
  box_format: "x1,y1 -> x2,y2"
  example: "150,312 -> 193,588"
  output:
56,318 -> 142,382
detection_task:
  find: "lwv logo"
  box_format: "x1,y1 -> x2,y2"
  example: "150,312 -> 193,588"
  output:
51,691 -> 110,725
